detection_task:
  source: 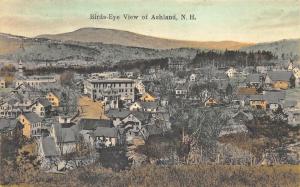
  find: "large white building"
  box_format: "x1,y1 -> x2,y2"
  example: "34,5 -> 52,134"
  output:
84,77 -> 135,103
15,76 -> 57,89
15,60 -> 58,89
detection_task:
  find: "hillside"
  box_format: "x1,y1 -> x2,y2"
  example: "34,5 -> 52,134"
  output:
37,27 -> 254,50
241,39 -> 300,57
1,31 -> 299,66
0,36 -> 198,65
0,33 -> 25,55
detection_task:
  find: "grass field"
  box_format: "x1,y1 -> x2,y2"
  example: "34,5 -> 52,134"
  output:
77,96 -> 108,119
8,164 -> 298,187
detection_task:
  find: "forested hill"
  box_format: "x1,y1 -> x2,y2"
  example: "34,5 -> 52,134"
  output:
192,50 -> 277,67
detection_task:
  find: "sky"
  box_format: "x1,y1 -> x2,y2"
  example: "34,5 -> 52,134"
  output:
0,0 -> 299,43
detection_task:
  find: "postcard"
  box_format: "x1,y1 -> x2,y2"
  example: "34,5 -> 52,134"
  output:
0,0 -> 299,186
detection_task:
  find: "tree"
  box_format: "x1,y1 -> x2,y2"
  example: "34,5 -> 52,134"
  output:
188,108 -> 230,161
60,71 -> 74,86
225,83 -> 233,98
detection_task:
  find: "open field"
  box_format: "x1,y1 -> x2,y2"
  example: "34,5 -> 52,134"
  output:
3,164 -> 298,187
77,96 -> 108,119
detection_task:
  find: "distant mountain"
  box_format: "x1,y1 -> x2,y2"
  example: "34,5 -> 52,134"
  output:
1,30 -> 298,67
37,27 -> 253,50
0,34 -> 198,65
241,39 -> 300,57
0,33 -> 25,55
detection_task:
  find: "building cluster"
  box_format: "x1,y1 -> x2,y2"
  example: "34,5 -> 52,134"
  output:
0,58 -> 299,170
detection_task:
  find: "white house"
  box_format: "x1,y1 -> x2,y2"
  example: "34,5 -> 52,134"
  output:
93,127 -> 120,148
225,67 -> 238,78
190,74 -> 197,82
129,102 -> 142,111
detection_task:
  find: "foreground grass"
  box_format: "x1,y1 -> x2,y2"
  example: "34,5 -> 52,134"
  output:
17,164 -> 299,187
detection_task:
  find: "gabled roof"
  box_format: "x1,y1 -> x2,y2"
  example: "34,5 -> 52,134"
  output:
175,84 -> 188,90
130,111 -> 151,122
263,91 -> 286,104
249,91 -> 285,103
37,98 -> 51,107
246,74 -> 261,83
94,127 -> 118,138
232,111 -> 253,121
249,94 -> 264,101
282,100 -> 297,108
22,112 -> 42,124
106,109 -> 131,119
77,118 -> 113,130
237,87 -> 257,95
40,136 -> 59,157
139,101 -> 159,110
48,90 -> 61,98
267,71 -> 294,81
53,124 -> 79,143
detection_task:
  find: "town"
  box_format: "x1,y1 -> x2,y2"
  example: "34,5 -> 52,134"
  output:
0,49 -> 299,179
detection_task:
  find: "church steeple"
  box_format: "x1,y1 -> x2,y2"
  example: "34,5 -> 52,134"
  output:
18,60 -> 24,77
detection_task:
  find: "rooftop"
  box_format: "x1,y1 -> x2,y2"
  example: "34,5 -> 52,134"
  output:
93,127 -> 118,138
87,78 -> 134,83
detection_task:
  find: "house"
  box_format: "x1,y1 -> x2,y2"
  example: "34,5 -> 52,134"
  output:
190,74 -> 197,82
232,111 -> 254,122
93,127 -> 120,148
160,96 -> 169,107
51,123 -> 80,154
0,99 -> 22,118
120,111 -> 151,142
38,136 -> 60,169
77,118 -> 113,130
0,118 -> 22,136
175,84 -> 188,98
140,92 -> 156,102
265,71 -> 295,89
46,91 -> 60,107
204,98 -> 218,107
0,78 -> 5,88
19,112 -> 43,138
249,91 -> 285,110
129,102 -> 142,111
121,112 -> 148,129
249,95 -> 267,109
30,98 -> 52,117
263,91 -> 286,110
287,110 -> 300,126
77,118 -> 114,146
106,109 -> 131,127
225,67 -> 238,78
292,67 -> 300,87
245,74 -> 263,88
139,101 -> 159,113
234,87 -> 258,107
58,115 -> 75,124
135,80 -> 146,95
